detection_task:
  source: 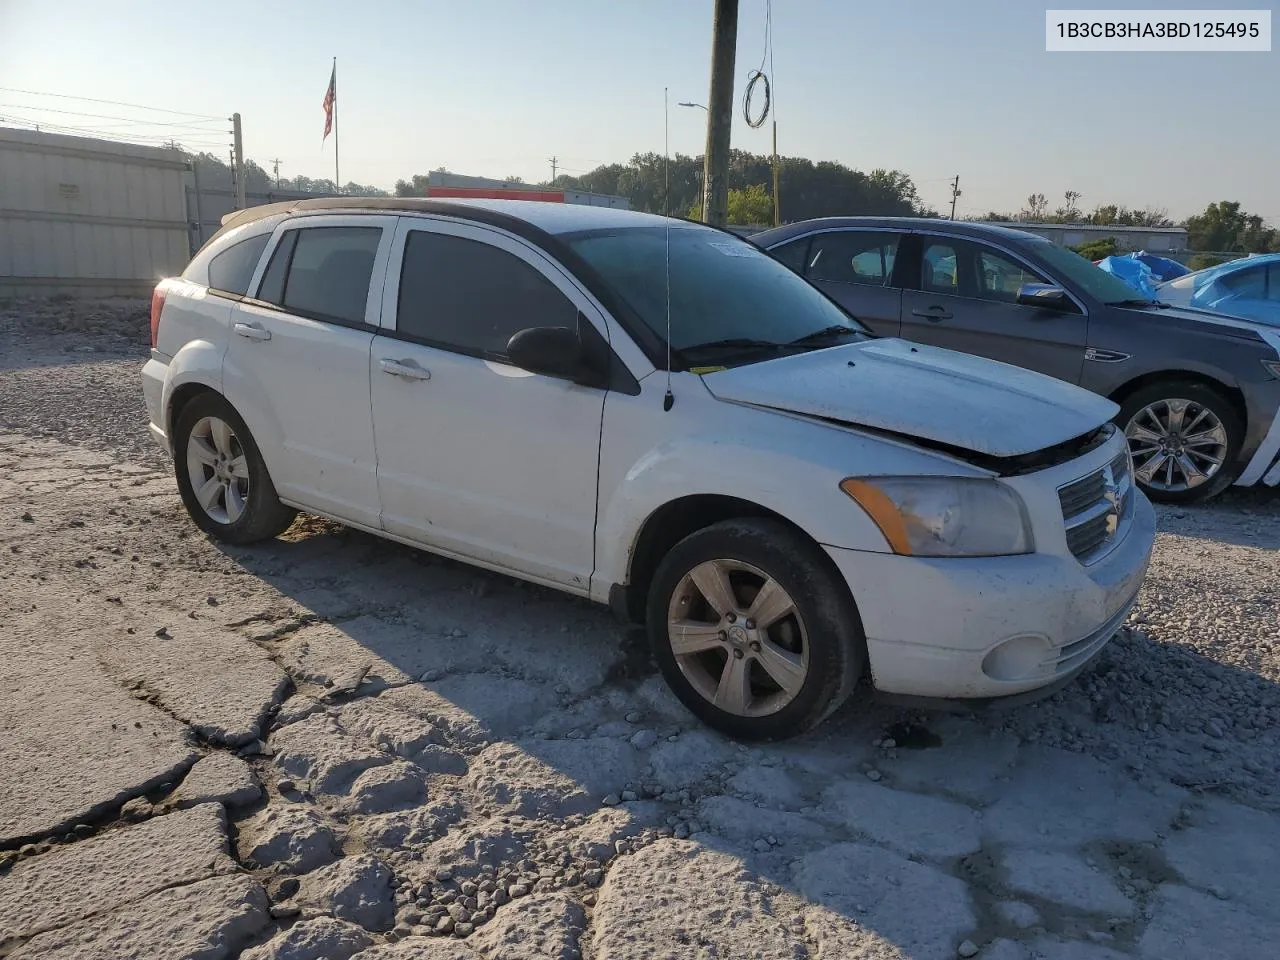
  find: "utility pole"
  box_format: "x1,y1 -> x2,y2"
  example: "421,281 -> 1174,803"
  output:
232,112 -> 246,210
701,0 -> 739,226
549,156 -> 558,182
949,175 -> 961,220
271,158 -> 283,189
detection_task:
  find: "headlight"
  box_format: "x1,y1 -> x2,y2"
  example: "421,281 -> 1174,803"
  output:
1263,359 -> 1280,380
840,476 -> 1033,557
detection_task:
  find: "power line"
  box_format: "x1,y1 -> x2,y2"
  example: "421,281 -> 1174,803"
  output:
0,86 -> 223,120
0,102 -> 225,129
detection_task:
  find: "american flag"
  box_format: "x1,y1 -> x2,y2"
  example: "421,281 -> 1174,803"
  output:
322,63 -> 336,142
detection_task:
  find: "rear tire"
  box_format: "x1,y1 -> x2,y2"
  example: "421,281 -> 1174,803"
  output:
173,392 -> 296,544
1117,381 -> 1242,504
645,518 -> 866,741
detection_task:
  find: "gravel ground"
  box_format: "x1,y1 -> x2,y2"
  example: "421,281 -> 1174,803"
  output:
2,298 -> 1278,960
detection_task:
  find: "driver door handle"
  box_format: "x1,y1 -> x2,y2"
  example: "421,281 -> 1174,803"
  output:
911,306 -> 953,321
379,358 -> 431,381
234,321 -> 272,341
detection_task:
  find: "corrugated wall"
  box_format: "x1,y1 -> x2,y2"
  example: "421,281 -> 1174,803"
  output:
0,128 -> 192,297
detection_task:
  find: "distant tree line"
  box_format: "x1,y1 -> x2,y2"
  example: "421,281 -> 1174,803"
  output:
394,150 -> 937,224
978,191 -> 1279,258
183,150 -> 386,198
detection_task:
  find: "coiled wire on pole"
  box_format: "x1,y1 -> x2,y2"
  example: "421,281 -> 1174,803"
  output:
743,69 -> 770,129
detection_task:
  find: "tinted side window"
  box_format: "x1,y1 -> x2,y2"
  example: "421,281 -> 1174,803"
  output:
208,234 -> 270,296
921,241 -> 960,293
808,232 -> 900,286
263,227 -> 382,325
1268,265 -> 1280,301
396,231 -> 577,357
976,246 -> 1049,303
770,237 -> 811,274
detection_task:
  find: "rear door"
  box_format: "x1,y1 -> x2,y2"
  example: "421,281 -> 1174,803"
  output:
772,229 -> 905,337
223,215 -> 397,528
898,235 -> 1088,383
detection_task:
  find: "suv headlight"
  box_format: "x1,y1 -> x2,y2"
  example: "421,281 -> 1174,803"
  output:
1263,359 -> 1280,380
840,477 -> 1033,557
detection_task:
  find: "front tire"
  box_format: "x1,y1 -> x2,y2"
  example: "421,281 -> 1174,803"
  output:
1118,381 -> 1242,504
646,518 -> 866,741
173,393 -> 296,544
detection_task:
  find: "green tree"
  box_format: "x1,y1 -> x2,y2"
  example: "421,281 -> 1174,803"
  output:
1071,237 -> 1118,260
727,184 -> 774,225
1185,201 -> 1277,253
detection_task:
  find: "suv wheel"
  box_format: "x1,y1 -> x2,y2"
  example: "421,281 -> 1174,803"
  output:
646,518 -> 866,741
173,393 -> 297,544
1118,382 -> 1242,504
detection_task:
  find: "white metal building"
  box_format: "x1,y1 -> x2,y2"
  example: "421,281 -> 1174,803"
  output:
0,128 -> 191,297
983,221 -> 1189,254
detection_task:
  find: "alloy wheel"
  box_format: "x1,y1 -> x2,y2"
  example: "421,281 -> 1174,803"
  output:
185,416 -> 250,524
1124,398 -> 1228,493
666,558 -> 810,718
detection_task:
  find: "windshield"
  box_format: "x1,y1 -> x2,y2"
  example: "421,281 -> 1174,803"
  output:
566,224 -> 868,366
1031,241 -> 1156,304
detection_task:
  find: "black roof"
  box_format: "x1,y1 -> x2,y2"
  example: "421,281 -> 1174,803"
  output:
750,217 -> 1051,248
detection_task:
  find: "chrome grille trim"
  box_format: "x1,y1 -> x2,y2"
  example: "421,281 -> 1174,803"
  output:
1058,451 -> 1132,564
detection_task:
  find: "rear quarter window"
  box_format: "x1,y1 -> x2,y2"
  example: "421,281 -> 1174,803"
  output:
207,234 -> 271,296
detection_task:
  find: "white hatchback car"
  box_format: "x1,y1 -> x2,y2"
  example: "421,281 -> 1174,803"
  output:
143,198 -> 1155,740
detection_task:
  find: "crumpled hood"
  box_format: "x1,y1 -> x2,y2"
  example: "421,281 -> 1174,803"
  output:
701,338 -> 1119,458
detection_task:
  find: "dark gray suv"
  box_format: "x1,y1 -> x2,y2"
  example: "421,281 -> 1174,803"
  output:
752,218 -> 1280,503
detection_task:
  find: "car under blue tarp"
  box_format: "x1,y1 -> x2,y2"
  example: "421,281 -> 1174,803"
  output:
1095,255 -> 1158,299
1156,252 -> 1280,327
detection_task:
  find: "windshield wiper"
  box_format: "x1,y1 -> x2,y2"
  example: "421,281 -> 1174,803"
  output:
788,324 -> 862,346
678,337 -> 792,357
1107,298 -> 1168,308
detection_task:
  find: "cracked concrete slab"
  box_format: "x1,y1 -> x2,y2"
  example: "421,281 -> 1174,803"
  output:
0,631 -> 197,845
820,776 -> 983,859
95,620 -> 288,746
171,753 -> 261,810
1137,884 -> 1280,959
592,839 -> 806,960
1162,796 -> 1280,918
469,891 -> 586,960
0,803 -> 235,944
793,841 -> 977,960
241,917 -> 373,960
1001,849 -> 1135,917
9,873 -> 270,960
271,713 -> 391,795
981,747 -> 1186,849
467,738 -> 645,818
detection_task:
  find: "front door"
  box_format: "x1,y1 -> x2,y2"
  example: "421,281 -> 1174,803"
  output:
223,215 -> 397,529
898,235 -> 1088,384
370,217 -> 607,592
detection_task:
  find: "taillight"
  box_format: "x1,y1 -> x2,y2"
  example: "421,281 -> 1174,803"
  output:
150,284 -> 168,349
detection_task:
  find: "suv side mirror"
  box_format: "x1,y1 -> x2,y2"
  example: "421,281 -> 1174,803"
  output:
506,326 -> 585,379
1016,283 -> 1072,311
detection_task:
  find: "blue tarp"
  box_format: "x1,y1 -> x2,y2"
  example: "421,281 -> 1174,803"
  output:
1156,252 -> 1280,327
1096,255 -> 1158,299
1127,251 -> 1189,283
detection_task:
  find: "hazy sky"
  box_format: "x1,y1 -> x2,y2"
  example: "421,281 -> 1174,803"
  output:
1,0 -> 1275,220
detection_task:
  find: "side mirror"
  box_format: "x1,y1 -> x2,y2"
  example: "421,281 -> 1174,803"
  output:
506,326 -> 584,379
1016,283 -> 1072,311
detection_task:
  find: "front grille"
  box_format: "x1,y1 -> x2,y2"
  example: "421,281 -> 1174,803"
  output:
1058,451 -> 1132,563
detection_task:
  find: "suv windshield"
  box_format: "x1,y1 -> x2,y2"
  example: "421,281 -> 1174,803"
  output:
566,224 -> 867,367
1031,240 -> 1156,304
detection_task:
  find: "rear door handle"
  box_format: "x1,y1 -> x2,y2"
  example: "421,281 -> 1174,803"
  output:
910,307 -> 953,321
379,358 -> 431,381
234,321 -> 271,341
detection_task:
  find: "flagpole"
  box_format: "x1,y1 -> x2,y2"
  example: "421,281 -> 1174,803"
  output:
332,57 -> 340,193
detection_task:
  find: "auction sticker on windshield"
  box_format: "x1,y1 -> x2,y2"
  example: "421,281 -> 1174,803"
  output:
707,241 -> 759,258
1046,9 -> 1271,51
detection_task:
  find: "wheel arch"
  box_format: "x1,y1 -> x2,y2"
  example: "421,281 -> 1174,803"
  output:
612,494 -> 840,624
167,381 -> 221,442
1108,370 -> 1247,432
